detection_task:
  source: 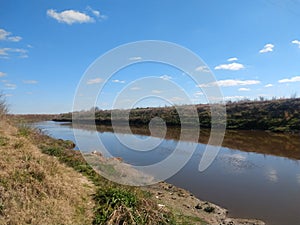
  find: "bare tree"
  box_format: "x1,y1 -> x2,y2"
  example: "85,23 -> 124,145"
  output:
290,92 -> 297,99
0,92 -> 8,116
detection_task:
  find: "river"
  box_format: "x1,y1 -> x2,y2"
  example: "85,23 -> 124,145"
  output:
33,121 -> 300,225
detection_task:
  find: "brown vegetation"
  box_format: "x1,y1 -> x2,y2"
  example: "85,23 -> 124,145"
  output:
0,119 -> 95,225
8,114 -> 57,123
55,98 -> 300,133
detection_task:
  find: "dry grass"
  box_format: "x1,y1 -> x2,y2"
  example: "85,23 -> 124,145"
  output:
0,119 -> 175,225
0,117 -> 264,225
7,114 -> 57,123
0,119 -> 95,225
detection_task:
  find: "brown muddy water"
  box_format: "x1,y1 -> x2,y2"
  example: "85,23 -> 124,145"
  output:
34,121 -> 300,225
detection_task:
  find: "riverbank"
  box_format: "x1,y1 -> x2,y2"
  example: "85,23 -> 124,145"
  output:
84,150 -> 265,224
0,118 -> 95,224
54,97 -> 300,133
0,115 -> 265,224
144,182 -> 265,225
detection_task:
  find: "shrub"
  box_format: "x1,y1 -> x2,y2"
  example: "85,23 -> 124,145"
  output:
204,206 -> 215,213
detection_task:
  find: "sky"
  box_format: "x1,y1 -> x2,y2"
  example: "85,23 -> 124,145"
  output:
1,0 -> 300,114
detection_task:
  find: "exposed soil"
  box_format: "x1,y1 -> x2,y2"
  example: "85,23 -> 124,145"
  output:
144,182 -> 265,225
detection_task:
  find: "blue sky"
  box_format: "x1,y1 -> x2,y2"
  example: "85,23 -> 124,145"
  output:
1,0 -> 300,113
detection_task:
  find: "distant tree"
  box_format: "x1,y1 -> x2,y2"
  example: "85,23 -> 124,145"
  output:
90,106 -> 100,112
290,92 -> 297,99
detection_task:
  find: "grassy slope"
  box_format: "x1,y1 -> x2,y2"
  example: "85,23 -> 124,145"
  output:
0,115 -> 194,224
0,118 -> 95,225
8,114 -> 57,123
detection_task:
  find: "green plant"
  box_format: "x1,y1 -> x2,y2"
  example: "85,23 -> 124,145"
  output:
13,141 -> 24,149
0,136 -> 8,146
41,146 -> 63,157
176,215 -> 208,225
93,187 -> 138,224
29,170 -> 45,182
18,124 -> 32,137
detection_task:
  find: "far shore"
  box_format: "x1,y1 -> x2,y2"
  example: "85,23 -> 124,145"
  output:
53,97 -> 300,133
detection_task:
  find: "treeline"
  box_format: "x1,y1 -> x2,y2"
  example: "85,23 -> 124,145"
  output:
54,98 -> 300,133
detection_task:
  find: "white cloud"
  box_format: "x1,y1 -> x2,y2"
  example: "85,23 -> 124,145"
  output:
23,80 -> 38,84
152,90 -> 162,94
194,91 -> 204,96
4,94 -> 13,97
112,79 -> 125,84
223,95 -> 246,100
86,6 -> 107,19
47,9 -> 95,25
265,84 -> 273,87
87,6 -> 100,17
92,9 -> 100,17
278,76 -> 300,83
0,72 -> 6,77
8,36 -> 22,42
266,168 -> 278,183
214,62 -> 245,71
199,79 -> 260,87
297,174 -> 300,186
129,56 -> 142,61
86,78 -> 103,85
159,75 -> 172,80
292,40 -> 300,48
130,87 -> 141,91
0,29 -> 10,40
208,95 -> 247,102
0,48 -> 28,58
0,28 -> 22,42
0,48 -> 8,55
227,57 -> 238,62
171,96 -> 184,102
195,66 -> 210,73
238,87 -> 250,91
5,83 -> 16,89
0,48 -> 12,57
259,43 -> 274,53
